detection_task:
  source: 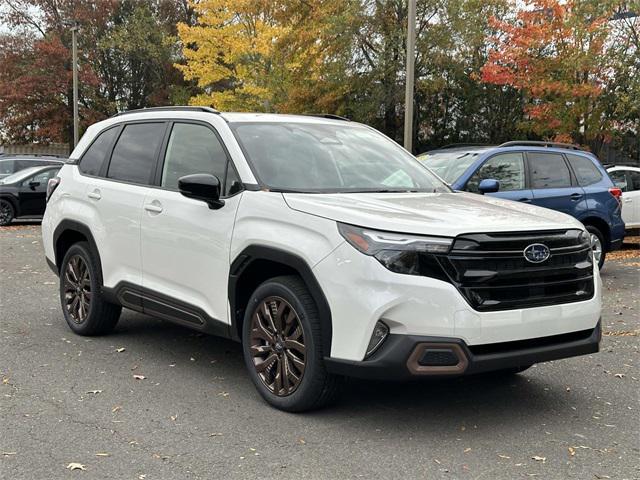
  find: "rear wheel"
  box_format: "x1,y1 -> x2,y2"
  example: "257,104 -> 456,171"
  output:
585,225 -> 606,269
60,242 -> 121,335
0,199 -> 14,226
242,275 -> 341,412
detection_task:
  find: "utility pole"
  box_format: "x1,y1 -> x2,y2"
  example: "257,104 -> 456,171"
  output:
71,23 -> 79,148
403,0 -> 416,153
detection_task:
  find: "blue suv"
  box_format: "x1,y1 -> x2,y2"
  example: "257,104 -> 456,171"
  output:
418,141 -> 625,268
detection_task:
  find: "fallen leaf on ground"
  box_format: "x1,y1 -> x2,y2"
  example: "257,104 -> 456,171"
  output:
2,452 -> 17,456
86,390 -> 102,395
133,374 -> 146,380
209,432 -> 223,437
531,455 -> 546,463
116,348 -> 126,353
95,453 -> 110,457
568,447 -> 576,456
614,373 -> 625,378
66,463 -> 86,471
497,454 -> 510,459
112,405 -> 121,413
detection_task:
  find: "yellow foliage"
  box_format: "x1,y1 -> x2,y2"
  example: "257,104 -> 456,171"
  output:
176,0 -> 355,112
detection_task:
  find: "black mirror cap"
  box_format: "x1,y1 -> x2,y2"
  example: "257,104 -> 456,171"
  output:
478,178 -> 500,194
178,174 -> 225,209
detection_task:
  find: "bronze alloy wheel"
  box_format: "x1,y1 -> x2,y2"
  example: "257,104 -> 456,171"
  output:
249,296 -> 306,396
63,254 -> 92,324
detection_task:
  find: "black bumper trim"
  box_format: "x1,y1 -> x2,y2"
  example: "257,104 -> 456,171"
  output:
324,320 -> 601,380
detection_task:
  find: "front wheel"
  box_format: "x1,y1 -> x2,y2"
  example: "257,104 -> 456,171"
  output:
585,225 -> 606,270
242,275 -> 341,412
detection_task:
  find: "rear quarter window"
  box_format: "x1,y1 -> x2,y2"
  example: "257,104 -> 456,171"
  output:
566,154 -> 602,186
79,126 -> 120,176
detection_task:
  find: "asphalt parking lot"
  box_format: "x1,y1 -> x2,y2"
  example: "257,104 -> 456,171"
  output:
1,224 -> 638,480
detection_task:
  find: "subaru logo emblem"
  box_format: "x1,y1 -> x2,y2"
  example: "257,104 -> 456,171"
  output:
523,243 -> 550,263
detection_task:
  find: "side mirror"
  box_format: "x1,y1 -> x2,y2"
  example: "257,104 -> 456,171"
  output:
29,181 -> 41,190
478,178 -> 499,194
178,174 -> 225,209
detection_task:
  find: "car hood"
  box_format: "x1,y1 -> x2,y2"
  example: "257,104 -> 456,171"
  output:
283,191 -> 583,237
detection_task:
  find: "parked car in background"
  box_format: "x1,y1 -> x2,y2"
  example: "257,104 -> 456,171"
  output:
417,141 -> 625,268
0,155 -> 65,179
42,107 -> 601,412
0,165 -> 62,225
606,165 -> 640,230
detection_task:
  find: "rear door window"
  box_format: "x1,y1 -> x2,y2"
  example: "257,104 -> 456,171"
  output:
466,153 -> 525,192
528,152 -> 572,189
79,127 -> 120,176
566,154 -> 602,186
107,123 -> 165,184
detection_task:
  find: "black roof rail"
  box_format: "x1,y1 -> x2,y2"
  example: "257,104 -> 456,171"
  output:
439,143 -> 492,149
303,113 -> 350,121
112,106 -> 220,117
499,140 -> 583,151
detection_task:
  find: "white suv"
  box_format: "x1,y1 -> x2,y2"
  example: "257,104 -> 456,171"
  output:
42,107 -> 602,411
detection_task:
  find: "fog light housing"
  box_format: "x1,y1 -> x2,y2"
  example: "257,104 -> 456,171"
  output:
365,321 -> 389,358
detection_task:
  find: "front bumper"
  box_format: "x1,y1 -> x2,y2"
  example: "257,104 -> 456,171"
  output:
325,320 -> 601,380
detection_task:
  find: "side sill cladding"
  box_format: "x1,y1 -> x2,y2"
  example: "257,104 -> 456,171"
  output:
228,246 -> 333,350
103,282 -> 231,338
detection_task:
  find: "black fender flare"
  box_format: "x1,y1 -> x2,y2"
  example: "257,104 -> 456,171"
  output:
52,220 -> 103,277
228,245 -> 333,351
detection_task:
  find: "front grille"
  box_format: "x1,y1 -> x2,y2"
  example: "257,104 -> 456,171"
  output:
438,229 -> 594,312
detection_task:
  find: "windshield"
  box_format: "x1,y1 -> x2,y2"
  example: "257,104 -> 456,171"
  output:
417,150 -> 486,184
0,166 -> 45,185
231,122 -> 450,193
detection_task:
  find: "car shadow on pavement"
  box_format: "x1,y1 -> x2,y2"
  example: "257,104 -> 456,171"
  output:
112,311 -> 580,435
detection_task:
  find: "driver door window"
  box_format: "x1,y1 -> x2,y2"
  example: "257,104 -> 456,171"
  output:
466,153 -> 526,193
161,123 -> 236,195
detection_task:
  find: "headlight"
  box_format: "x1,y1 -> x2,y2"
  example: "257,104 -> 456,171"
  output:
337,223 -> 452,278
338,223 -> 452,255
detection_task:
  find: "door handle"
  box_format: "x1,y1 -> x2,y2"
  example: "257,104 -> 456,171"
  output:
144,202 -> 163,213
87,190 -> 101,200
570,193 -> 583,201
518,198 -> 531,203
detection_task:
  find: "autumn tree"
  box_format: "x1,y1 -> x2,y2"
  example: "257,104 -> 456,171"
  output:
0,0 -> 197,146
481,0 -> 621,151
176,0 -> 355,112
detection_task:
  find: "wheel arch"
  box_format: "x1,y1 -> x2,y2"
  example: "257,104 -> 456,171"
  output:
53,220 -> 103,277
0,194 -> 20,217
228,246 -> 332,351
581,216 -> 611,251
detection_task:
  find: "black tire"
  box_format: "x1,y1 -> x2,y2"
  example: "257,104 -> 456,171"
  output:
585,225 -> 606,270
59,242 -> 121,336
242,275 -> 341,412
0,199 -> 15,226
